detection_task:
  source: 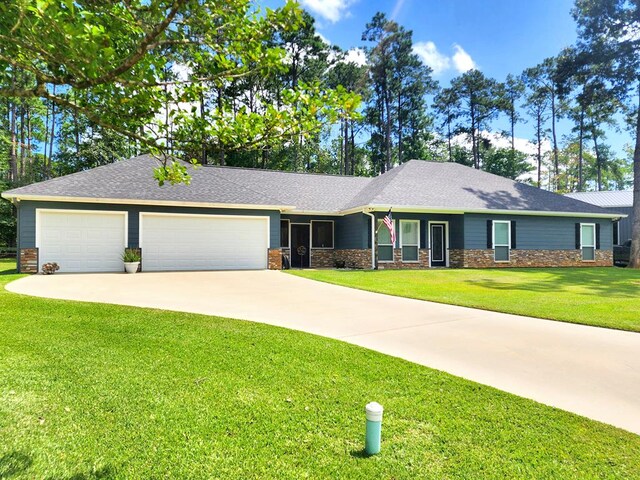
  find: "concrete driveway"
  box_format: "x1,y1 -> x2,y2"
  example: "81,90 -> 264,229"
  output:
7,270 -> 640,435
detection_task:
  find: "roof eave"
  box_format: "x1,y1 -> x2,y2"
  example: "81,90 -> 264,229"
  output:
341,204 -> 624,219
2,193 -> 294,212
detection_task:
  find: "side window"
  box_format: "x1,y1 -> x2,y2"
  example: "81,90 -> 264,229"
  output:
377,219 -> 395,262
493,220 -> 511,262
400,220 -> 419,262
581,223 -> 596,261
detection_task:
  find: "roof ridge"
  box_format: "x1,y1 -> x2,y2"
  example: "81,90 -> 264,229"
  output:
202,164 -> 370,179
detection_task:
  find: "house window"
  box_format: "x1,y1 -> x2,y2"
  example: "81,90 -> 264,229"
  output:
377,219 -> 395,262
581,223 -> 596,261
493,220 -> 511,262
311,221 -> 334,249
280,220 -> 290,248
400,220 -> 419,262
613,221 -> 620,246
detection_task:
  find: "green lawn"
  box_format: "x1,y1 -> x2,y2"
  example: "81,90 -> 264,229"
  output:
289,267 -> 640,333
1,260 -> 639,478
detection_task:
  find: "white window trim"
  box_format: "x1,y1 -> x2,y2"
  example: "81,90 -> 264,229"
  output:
427,221 -> 449,267
377,218 -> 396,263
580,222 -> 596,262
310,220 -> 335,249
492,220 -> 511,263
400,219 -> 420,263
280,219 -> 291,249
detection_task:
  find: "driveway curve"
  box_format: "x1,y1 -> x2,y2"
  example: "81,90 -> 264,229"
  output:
8,270 -> 640,435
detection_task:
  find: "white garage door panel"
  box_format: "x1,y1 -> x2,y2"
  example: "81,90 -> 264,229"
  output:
141,214 -> 268,271
38,211 -> 126,273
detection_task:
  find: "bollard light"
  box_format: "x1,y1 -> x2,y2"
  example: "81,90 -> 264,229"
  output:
364,401 -> 383,455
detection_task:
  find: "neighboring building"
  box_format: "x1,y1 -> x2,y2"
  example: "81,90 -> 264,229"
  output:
1,155 -> 621,273
565,191 -> 634,246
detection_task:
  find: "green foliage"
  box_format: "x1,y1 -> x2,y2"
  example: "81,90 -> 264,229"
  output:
481,147 -> 533,180
0,0 -> 360,184
121,248 -> 141,263
0,182 -> 16,246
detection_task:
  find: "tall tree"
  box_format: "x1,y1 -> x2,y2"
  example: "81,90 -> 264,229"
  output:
0,0 -> 359,185
501,74 -> 525,156
362,12 -> 435,174
448,70 -> 503,170
571,0 -> 640,267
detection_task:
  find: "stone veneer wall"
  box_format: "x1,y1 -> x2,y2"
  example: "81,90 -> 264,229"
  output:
268,248 -> 282,270
377,249 -> 430,269
19,248 -> 38,273
450,249 -> 613,268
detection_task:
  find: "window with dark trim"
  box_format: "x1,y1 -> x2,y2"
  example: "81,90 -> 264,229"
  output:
280,220 -> 290,248
311,221 -> 334,248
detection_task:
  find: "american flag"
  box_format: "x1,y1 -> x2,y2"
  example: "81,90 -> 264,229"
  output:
382,209 -> 396,245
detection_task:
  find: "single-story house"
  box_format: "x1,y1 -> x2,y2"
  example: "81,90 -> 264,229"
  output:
1,155 -> 623,273
565,191 -> 634,246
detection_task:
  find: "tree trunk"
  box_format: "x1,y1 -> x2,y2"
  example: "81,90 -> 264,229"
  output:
592,122 -> 602,191
628,86 -> 640,268
397,91 -> 403,165
217,87 -> 225,166
48,85 -> 56,179
578,107 -> 584,191
384,88 -> 392,172
19,98 -> 25,180
199,91 -> 207,165
536,111 -> 542,188
26,104 -> 32,181
447,115 -> 452,163
551,92 -> 559,191
470,97 -> 478,169
9,98 -> 17,182
349,122 -> 356,175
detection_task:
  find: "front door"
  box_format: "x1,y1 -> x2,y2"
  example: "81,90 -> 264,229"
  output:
290,224 -> 310,268
430,223 -> 447,267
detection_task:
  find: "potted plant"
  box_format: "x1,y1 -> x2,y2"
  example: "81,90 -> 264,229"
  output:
122,248 -> 141,274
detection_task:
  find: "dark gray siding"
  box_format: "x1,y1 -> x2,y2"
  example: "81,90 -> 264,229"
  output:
464,213 -> 613,250
336,213 -> 369,249
280,214 -> 367,249
605,207 -> 633,244
18,201 -> 281,249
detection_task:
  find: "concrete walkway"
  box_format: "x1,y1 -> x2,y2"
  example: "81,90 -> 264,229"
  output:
7,270 -> 640,435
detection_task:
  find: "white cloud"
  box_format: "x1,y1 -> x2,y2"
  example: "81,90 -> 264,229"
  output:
452,44 -> 476,73
300,0 -> 354,23
343,47 -> 367,66
413,41 -> 477,75
390,0 -> 406,20
413,41 -> 450,75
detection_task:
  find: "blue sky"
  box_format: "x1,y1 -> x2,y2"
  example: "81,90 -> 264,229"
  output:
264,0 -> 631,158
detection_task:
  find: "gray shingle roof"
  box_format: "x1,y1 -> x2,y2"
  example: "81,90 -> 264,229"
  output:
343,160 -> 612,215
565,190 -> 633,208
2,155 -> 287,207
1,155 -> 616,216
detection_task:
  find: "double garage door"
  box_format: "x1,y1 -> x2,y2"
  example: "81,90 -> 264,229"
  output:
36,210 -> 269,273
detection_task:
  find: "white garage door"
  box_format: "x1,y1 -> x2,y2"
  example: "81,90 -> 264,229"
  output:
140,213 -> 269,271
37,210 -> 127,273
